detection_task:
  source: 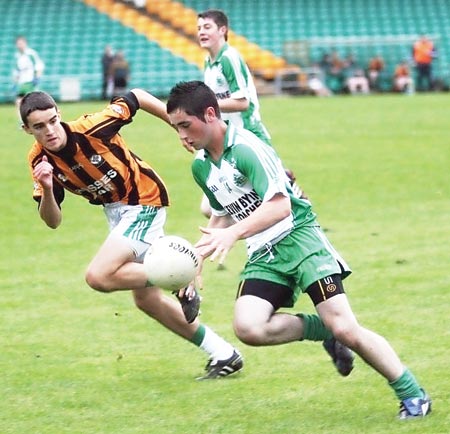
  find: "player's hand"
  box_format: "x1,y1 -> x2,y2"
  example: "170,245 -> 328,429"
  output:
33,155 -> 54,189
177,282 -> 196,299
196,226 -> 239,265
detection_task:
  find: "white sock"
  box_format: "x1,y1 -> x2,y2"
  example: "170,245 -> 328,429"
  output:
199,325 -> 235,361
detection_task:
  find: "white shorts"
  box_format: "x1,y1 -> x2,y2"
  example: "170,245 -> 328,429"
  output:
103,203 -> 166,261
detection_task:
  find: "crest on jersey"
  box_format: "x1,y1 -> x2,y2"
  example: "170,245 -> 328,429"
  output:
233,173 -> 246,187
216,75 -> 226,87
90,154 -> 103,166
110,104 -> 124,115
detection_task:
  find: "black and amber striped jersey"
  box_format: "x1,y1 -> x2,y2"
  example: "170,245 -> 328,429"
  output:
28,92 -> 169,207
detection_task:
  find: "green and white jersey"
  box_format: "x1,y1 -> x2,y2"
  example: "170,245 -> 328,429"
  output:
13,48 -> 44,85
204,43 -> 271,144
192,123 -> 316,257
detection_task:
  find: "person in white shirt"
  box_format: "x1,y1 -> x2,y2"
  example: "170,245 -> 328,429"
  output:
13,35 -> 45,114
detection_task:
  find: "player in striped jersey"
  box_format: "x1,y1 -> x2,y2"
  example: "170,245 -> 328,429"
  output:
22,89 -> 243,379
167,81 -> 431,418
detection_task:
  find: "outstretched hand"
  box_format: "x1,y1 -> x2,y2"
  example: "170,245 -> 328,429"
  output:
195,226 -> 239,266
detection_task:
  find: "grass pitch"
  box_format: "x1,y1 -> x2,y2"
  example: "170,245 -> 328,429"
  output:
1,93 -> 449,433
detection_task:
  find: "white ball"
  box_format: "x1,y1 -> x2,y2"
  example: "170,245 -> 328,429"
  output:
144,235 -> 198,291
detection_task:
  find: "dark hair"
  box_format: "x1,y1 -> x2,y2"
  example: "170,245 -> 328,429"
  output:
20,91 -> 57,126
166,81 -> 220,121
198,9 -> 229,41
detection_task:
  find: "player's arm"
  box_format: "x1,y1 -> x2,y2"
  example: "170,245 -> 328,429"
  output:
218,56 -> 250,113
130,88 -> 171,125
197,194 -> 291,263
217,97 -> 249,113
33,156 -> 62,229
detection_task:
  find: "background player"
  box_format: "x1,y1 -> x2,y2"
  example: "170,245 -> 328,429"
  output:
196,9 -> 302,217
13,35 -> 44,118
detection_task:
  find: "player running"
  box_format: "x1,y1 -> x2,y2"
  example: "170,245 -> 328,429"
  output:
22,89 -> 242,380
167,80 -> 431,418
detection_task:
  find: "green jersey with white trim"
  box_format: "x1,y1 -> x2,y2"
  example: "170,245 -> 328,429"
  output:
203,43 -> 271,144
192,123 -> 316,257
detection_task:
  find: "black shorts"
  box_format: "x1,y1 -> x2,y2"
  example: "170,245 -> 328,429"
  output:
237,274 -> 345,310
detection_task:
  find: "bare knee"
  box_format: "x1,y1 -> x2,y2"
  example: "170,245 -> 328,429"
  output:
327,321 -> 361,349
234,322 -> 266,346
85,268 -> 113,293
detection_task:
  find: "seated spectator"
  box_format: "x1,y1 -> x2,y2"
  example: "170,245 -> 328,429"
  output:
393,61 -> 415,93
367,54 -> 385,91
327,50 -> 346,92
318,50 -> 332,75
307,66 -> 332,97
109,50 -> 130,96
346,68 -> 370,94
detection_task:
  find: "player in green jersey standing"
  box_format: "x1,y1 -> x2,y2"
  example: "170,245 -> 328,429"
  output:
13,36 -> 45,115
166,80 -> 431,419
196,9 -> 301,216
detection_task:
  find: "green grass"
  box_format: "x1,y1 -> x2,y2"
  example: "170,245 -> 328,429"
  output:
1,94 -> 449,433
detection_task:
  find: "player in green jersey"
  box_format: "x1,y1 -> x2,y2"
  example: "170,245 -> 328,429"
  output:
196,9 -> 301,216
13,36 -> 45,114
166,80 -> 431,419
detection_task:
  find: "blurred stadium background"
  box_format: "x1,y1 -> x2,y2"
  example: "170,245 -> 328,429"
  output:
1,0 -> 449,101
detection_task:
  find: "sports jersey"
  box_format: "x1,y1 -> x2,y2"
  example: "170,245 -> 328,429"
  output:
14,48 -> 44,85
192,123 -> 316,256
28,92 -> 169,208
203,43 -> 271,144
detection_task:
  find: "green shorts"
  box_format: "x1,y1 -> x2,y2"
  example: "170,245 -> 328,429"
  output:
17,82 -> 37,97
240,225 -> 351,307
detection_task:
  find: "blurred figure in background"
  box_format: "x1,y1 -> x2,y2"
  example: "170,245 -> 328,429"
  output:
346,68 -> 370,95
13,35 -> 44,118
367,54 -> 385,91
412,35 -> 437,91
101,44 -> 114,100
110,50 -> 130,97
393,60 -> 415,94
307,66 -> 332,96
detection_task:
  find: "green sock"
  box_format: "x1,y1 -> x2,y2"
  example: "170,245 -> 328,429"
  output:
191,324 -> 206,346
389,368 -> 423,400
296,313 -> 332,341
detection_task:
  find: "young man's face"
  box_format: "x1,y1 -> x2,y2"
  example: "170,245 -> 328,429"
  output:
23,108 -> 67,152
169,108 -> 214,151
197,17 -> 226,51
16,38 -> 27,52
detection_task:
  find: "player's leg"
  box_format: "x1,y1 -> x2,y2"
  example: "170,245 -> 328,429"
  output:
233,278 -> 353,375
314,286 -> 403,380
85,204 -> 242,378
233,282 -> 306,346
132,285 -> 242,380
86,203 -> 166,291
315,286 -> 431,418
85,234 -> 146,291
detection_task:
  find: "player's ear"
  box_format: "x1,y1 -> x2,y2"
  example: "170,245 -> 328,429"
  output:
22,123 -> 32,134
204,106 -> 217,122
219,25 -> 227,38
